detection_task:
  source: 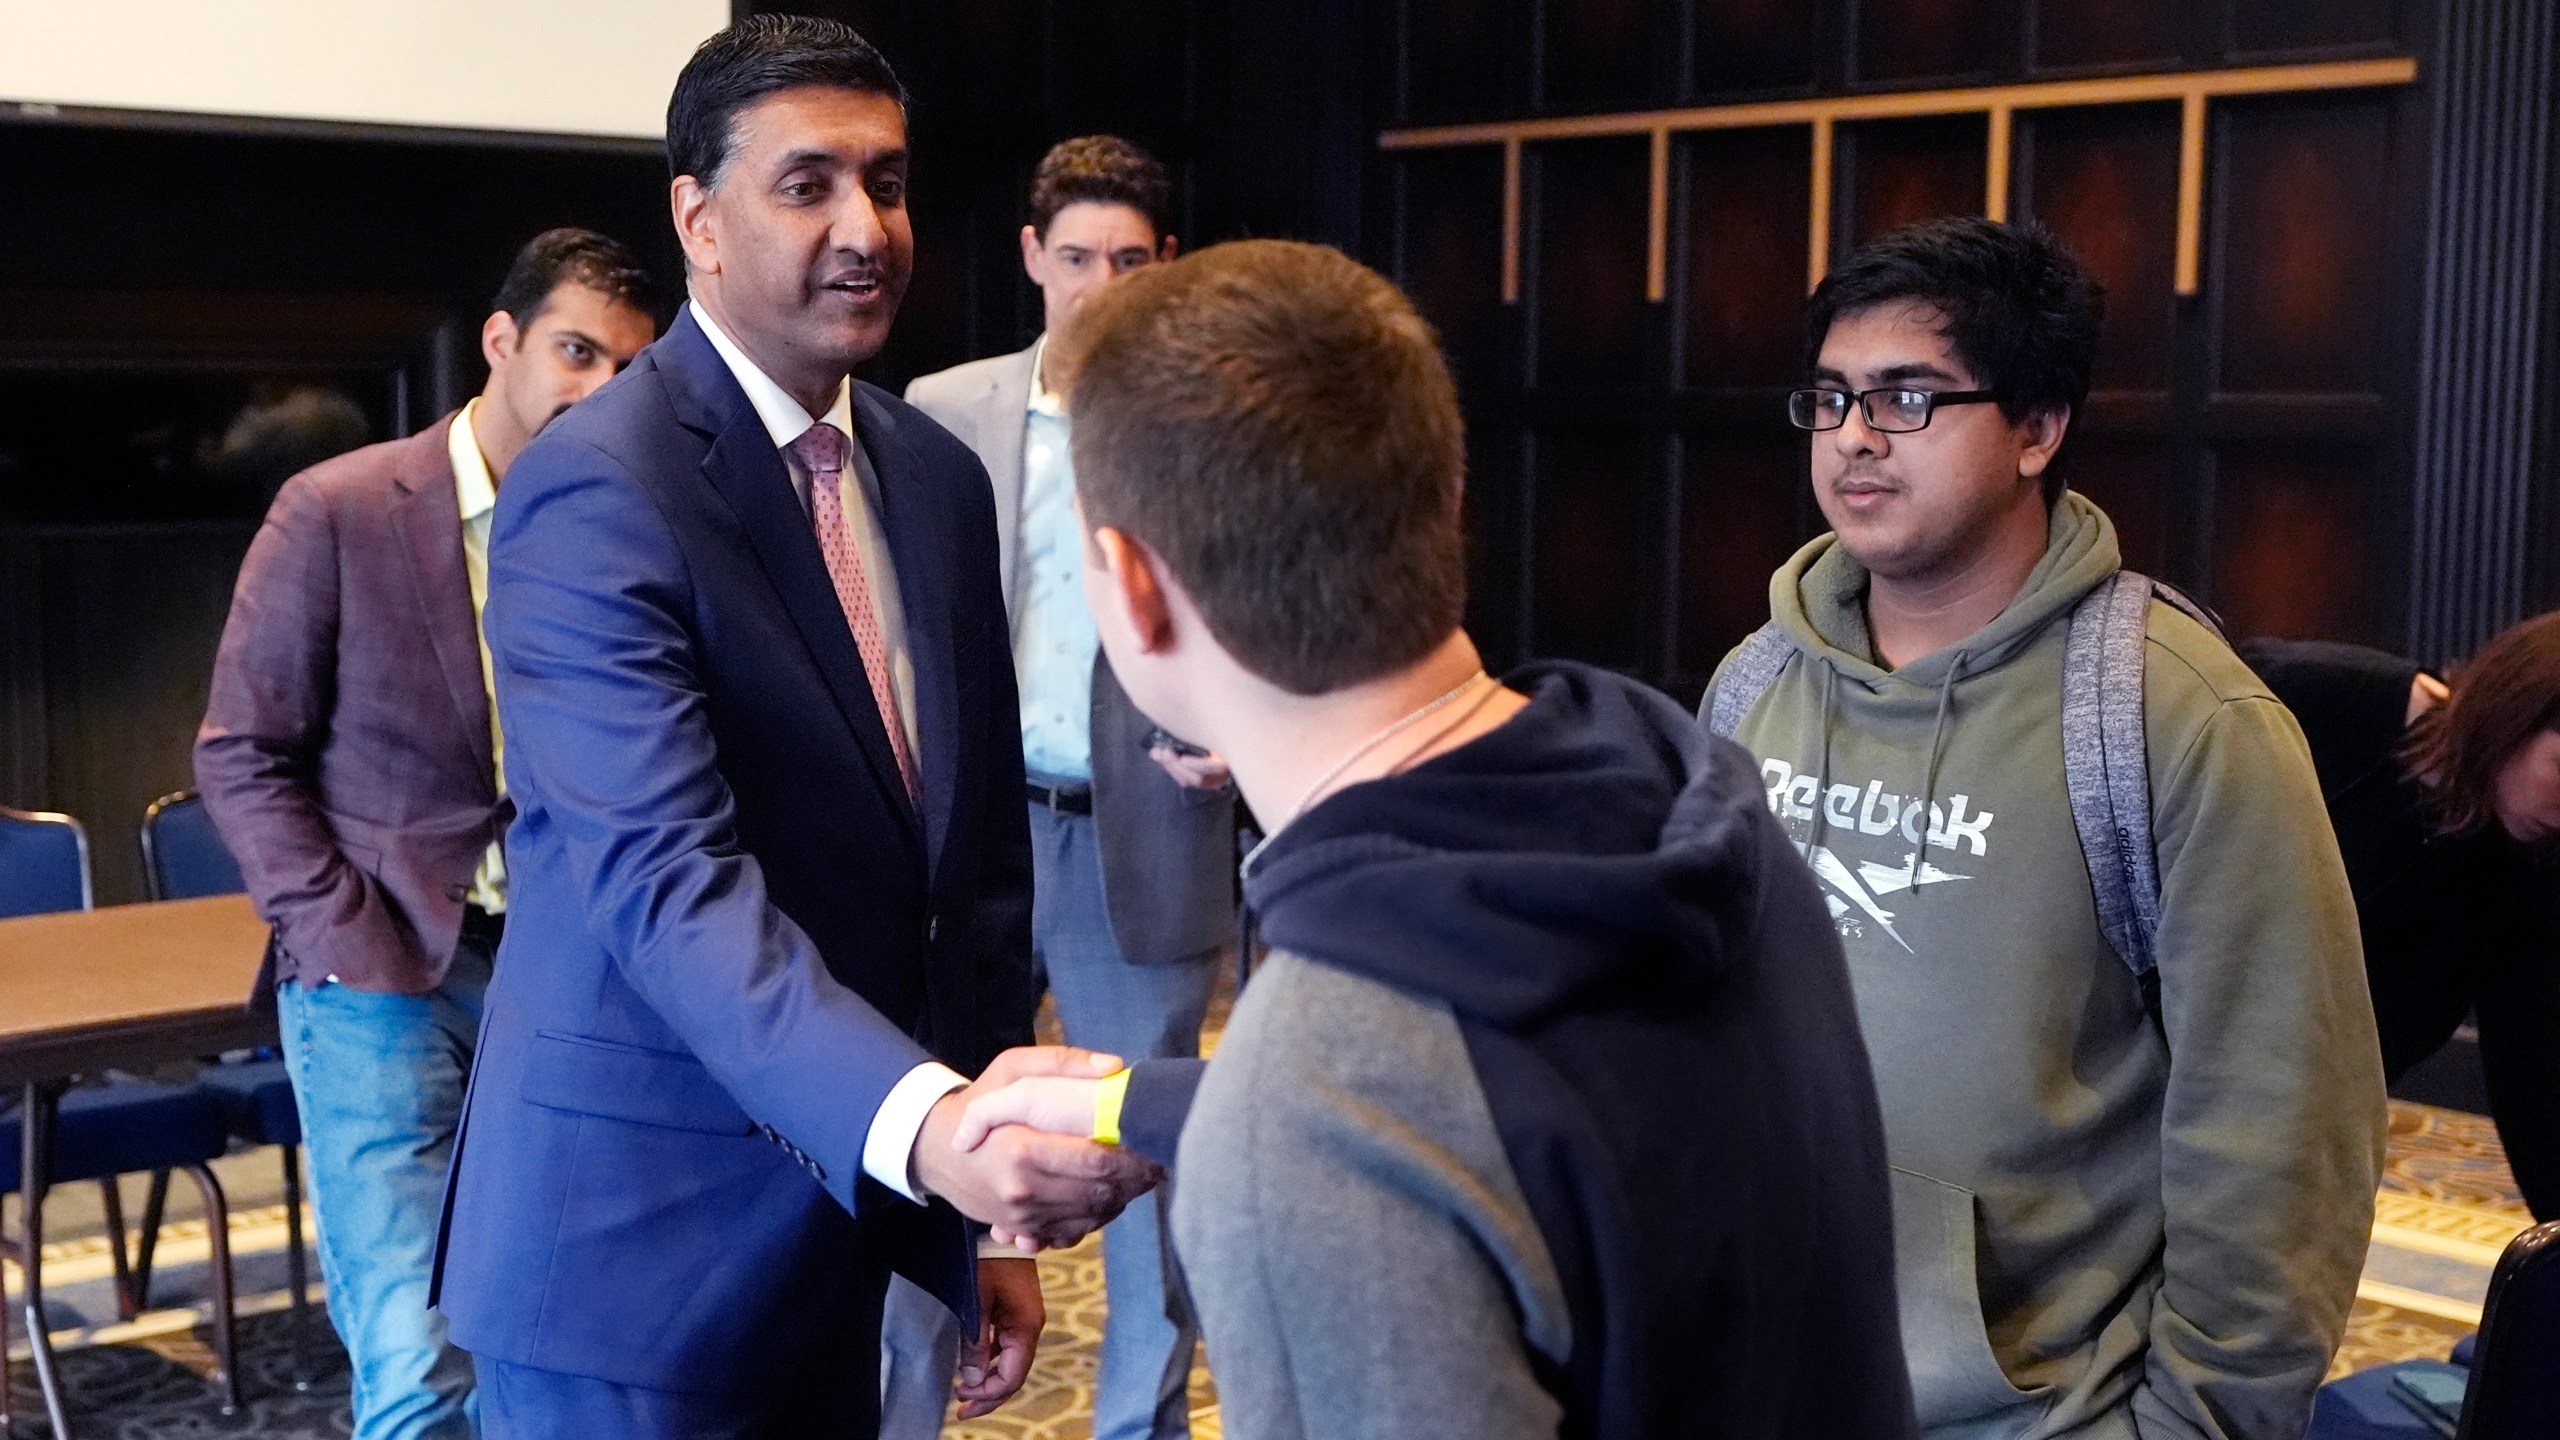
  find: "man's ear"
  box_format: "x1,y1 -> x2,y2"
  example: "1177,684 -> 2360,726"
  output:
481,310 -> 521,372
1020,224 -> 1046,284
2017,404 -> 2071,481
671,176 -> 719,276
1157,234 -> 1179,263
1090,525 -> 1178,654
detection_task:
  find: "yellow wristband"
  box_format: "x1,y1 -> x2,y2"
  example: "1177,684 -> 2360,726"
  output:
1092,1067 -> 1133,1147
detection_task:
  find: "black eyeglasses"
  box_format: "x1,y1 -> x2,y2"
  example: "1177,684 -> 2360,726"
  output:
1788,386 -> 2005,433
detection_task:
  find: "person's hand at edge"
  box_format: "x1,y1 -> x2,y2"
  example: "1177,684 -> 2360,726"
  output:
953,1075 -> 1109,1152
1148,743 -> 1232,790
954,1257 -> 1043,1419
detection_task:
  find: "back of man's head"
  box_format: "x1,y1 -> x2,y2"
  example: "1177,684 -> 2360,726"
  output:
1028,135 -> 1173,239
491,227 -> 665,327
1053,240 -> 1466,697
665,13 -> 906,189
1808,216 -> 2103,499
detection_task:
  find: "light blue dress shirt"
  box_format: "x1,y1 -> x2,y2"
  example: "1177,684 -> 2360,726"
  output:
1014,343 -> 1099,782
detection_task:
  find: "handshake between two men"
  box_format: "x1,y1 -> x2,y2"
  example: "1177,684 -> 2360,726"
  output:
900,1046 -> 1159,1417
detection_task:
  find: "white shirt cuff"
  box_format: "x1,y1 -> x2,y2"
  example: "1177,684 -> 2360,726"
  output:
863,1060 -> 969,1203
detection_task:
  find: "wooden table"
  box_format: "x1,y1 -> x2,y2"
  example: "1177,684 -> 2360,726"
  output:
0,894 -> 274,1438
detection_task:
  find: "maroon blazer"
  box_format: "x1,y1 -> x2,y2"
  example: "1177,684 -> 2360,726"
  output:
196,413 -> 507,993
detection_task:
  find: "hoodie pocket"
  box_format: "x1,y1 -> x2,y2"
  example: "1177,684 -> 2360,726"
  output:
1890,1166 -> 2045,1430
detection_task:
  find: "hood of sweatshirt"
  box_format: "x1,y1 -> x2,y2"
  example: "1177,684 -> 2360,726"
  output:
1769,489 -> 2121,688
1242,660 -> 1769,1031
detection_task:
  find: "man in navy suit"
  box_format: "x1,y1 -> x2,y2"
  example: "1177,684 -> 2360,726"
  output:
433,17 -> 1157,1436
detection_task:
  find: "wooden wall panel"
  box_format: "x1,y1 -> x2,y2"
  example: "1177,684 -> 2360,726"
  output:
2017,103 -> 2181,392
2232,0 -> 2403,57
1839,115 -> 1989,254
2030,0 -> 2184,73
2067,439 -> 2173,578
1853,0 -> 2019,85
1678,431 -> 1808,681
1531,429 -> 1664,669
2213,96 -> 2398,396
2211,445 -> 2380,641
1529,138 -> 1653,387
1396,148 -> 1509,394
1402,0 -> 1520,123
1688,0 -> 1817,98
1677,127 -> 1815,389
1539,0 -> 1668,113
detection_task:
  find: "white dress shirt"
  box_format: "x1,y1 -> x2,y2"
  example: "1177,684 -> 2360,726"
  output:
691,300 -> 964,1204
448,400 -> 509,914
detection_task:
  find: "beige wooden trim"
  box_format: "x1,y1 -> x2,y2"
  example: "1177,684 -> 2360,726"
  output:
2176,89 -> 2209,296
1985,103 -> 2013,222
1647,126 -> 1671,301
1501,136 -> 1522,305
1382,57 -> 2417,306
1808,116 -> 1835,291
1377,58 -> 2418,150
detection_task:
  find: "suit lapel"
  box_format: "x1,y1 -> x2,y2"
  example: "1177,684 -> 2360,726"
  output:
389,415 -> 496,788
856,386 -> 962,875
660,314 -> 922,853
982,347 -> 1038,624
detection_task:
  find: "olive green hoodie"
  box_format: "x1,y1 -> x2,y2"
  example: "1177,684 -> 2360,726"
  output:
1716,493 -> 2385,1440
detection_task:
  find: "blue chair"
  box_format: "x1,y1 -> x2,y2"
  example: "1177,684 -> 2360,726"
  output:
0,804 -> 243,1427
0,802 -> 91,917
2458,1218 -> 2560,1437
137,789 -> 313,1388
138,789 -> 244,900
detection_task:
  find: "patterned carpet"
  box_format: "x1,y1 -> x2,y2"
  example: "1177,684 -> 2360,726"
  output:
4,1100 -> 2531,1437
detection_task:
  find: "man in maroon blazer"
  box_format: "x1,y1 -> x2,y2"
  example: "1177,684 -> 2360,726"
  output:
195,229 -> 660,1440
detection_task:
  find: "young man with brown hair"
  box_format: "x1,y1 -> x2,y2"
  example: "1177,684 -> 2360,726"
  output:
198,227 -> 662,1440
898,134 -> 1229,1440
961,239 -> 1917,1440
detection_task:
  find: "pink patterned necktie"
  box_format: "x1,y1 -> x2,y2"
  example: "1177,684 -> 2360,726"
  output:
790,422 -> 921,808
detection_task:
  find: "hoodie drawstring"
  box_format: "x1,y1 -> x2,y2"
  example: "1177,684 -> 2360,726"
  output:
1808,664 -> 1840,856
1911,649 -> 1968,890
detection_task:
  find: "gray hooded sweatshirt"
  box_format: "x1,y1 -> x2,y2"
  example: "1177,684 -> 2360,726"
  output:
1715,494 -> 2386,1440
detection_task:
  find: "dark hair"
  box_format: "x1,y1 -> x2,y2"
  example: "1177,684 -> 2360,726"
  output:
666,14 -> 907,189
1051,240 -> 1466,696
490,227 -> 664,327
1807,216 -> 2104,501
1028,135 -> 1173,239
2406,611 -> 2560,838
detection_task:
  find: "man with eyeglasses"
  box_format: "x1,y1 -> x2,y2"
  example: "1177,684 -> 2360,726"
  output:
1701,217 -> 2384,1440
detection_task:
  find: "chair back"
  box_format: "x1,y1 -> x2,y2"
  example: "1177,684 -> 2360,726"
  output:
0,805 -> 93,918
141,789 -> 244,901
2457,1218 -> 2560,1438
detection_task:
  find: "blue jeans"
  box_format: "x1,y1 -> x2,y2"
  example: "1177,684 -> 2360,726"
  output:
278,934 -> 491,1440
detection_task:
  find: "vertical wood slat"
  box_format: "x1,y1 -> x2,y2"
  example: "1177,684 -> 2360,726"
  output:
1985,103 -> 2012,221
2409,0 -> 2556,666
1501,136 -> 1523,303
1647,126 -> 1670,302
2175,89 -> 2207,296
1808,115 -> 1835,290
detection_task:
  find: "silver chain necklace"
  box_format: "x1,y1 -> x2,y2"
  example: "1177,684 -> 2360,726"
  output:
1241,668 -> 1491,876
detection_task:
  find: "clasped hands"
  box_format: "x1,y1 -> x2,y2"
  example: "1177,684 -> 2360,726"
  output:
909,1045 -> 1154,1253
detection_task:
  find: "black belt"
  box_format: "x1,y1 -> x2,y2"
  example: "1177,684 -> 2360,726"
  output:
460,904 -> 507,943
1025,779 -> 1093,816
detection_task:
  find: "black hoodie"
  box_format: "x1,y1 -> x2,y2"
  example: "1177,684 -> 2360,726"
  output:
1124,662 -> 1916,1439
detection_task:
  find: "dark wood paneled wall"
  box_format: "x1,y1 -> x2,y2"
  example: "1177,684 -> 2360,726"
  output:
0,121 -> 673,902
1380,0 -> 2560,703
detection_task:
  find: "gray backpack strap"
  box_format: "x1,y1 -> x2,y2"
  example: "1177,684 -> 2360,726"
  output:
2061,570 -> 2167,992
1701,622 -> 1794,737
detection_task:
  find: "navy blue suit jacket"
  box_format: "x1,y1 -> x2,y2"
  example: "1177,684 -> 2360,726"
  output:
433,309 -> 1037,1394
